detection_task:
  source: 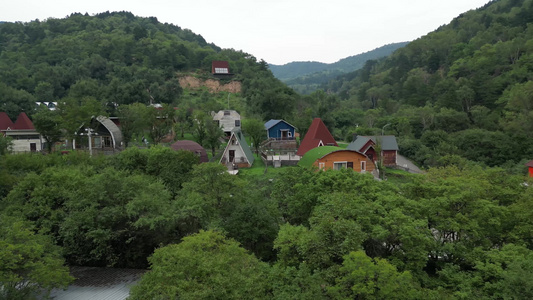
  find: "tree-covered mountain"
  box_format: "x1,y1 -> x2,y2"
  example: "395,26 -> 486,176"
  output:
0,11 -> 297,121
269,42 -> 409,94
313,0 -> 533,168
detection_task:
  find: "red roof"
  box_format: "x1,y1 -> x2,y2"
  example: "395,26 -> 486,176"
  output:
526,160 -> 533,168
297,118 -> 338,156
212,61 -> 230,74
0,112 -> 14,131
13,112 -> 35,130
170,140 -> 209,163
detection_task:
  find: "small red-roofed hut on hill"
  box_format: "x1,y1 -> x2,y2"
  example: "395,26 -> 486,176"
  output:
296,118 -> 337,156
526,160 -> 533,177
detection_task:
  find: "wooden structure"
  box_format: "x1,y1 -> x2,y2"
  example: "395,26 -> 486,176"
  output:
211,61 -> 234,79
212,110 -> 241,136
313,149 -> 376,174
220,130 -> 254,169
264,119 -> 296,140
347,135 -> 399,167
296,118 -> 337,156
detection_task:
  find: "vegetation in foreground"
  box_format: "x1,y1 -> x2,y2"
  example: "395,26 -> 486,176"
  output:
1,150 -> 533,299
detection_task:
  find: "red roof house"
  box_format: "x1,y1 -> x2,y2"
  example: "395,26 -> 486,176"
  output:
296,118 -> 338,156
0,112 -> 14,132
13,112 -> 35,130
212,61 -> 230,74
526,160 -> 533,178
1,112 -> 42,152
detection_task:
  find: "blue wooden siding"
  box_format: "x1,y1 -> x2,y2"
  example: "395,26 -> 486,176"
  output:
267,121 -> 295,139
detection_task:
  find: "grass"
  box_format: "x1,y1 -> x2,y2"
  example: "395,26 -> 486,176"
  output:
297,146 -> 342,168
382,167 -> 420,185
238,154 -> 291,177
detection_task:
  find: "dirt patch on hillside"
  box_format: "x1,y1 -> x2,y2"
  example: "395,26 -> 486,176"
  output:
178,76 -> 241,94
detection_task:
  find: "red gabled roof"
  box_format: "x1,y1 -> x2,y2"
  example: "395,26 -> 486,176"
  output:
0,112 -> 14,131
13,112 -> 35,130
297,118 -> 338,156
212,61 -> 230,74
526,160 -> 533,168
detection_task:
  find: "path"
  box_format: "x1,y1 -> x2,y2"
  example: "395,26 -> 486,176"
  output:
396,154 -> 423,174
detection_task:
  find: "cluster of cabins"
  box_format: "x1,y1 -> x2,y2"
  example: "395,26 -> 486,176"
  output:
0,108 -> 403,178
213,111 -> 400,178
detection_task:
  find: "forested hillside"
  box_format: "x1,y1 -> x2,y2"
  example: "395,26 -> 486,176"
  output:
3,4 -> 533,299
0,11 -> 297,121
269,42 -> 408,94
320,0 -> 533,169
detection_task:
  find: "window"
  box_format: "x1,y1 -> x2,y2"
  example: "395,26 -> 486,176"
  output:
319,162 -> 325,170
235,120 -> 241,127
333,162 -> 347,170
347,162 -> 354,169
361,161 -> 366,172
215,68 -> 229,74
224,110 -> 230,116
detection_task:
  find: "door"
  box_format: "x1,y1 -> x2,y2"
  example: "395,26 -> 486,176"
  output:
229,150 -> 235,162
30,143 -> 37,152
281,130 -> 288,140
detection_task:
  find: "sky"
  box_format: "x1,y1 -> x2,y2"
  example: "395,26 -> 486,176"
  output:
2,0 -> 491,65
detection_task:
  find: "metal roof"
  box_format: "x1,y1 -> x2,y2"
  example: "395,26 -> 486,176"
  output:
347,135 -> 399,151
44,267 -> 146,300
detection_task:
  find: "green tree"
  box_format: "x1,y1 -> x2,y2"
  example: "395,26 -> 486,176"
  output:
0,216 -> 73,299
329,251 -> 419,300
243,118 -> 265,154
32,108 -> 63,153
116,103 -> 150,147
147,104 -> 174,145
0,135 -> 13,155
129,230 -> 270,299
203,114 -> 224,157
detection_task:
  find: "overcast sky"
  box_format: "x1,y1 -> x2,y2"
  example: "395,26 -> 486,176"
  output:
2,0 -> 490,65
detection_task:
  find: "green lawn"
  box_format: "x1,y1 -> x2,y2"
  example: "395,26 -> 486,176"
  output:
238,154 -> 291,177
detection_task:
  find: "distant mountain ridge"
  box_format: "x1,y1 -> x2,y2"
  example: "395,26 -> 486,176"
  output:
268,42 -> 409,93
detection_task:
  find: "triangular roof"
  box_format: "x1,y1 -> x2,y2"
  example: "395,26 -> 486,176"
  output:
234,130 -> 255,165
526,160 -> 533,168
0,112 -> 14,130
264,119 -> 296,130
220,129 -> 255,166
13,112 -> 34,130
296,118 -> 337,156
347,135 -> 399,152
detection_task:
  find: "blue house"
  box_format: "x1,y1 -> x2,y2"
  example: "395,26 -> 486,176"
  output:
264,119 -> 296,140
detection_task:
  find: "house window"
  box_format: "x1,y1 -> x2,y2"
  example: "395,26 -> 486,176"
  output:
333,162 -> 347,170
361,161 -> 366,172
224,110 -> 230,116
235,120 -> 241,127
319,162 -> 325,170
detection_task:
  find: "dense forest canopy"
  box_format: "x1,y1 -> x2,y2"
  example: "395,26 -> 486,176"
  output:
320,0 -> 533,169
0,11 -> 297,121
